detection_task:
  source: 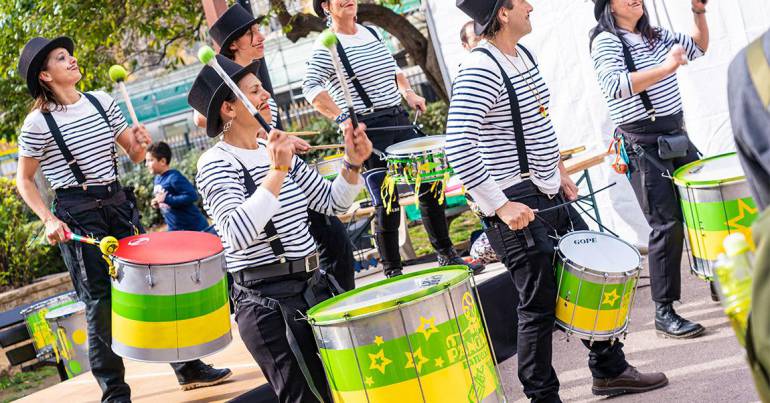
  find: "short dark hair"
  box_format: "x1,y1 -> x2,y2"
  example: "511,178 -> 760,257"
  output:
460,21 -> 475,45
483,0 -> 514,39
147,141 -> 172,164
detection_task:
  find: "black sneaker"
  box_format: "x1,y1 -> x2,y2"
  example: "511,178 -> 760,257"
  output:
438,249 -> 485,275
176,361 -> 233,391
385,267 -> 403,278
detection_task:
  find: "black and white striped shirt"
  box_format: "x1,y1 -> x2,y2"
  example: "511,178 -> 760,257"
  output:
591,28 -> 704,125
302,24 -> 401,113
446,43 -> 561,216
196,140 -> 362,272
18,91 -> 128,189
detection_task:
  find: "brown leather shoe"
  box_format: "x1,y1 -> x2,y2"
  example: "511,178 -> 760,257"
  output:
592,366 -> 668,397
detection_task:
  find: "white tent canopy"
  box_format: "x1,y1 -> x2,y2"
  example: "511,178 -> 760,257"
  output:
424,0 -> 770,246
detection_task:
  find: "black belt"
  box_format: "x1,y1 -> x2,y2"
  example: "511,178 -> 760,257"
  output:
55,183 -> 127,215
357,105 -> 403,121
234,254 -> 320,283
55,181 -> 121,197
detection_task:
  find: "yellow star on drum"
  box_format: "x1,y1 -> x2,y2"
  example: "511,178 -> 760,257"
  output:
373,335 -> 385,346
726,199 -> 758,230
416,316 -> 439,341
404,347 -> 430,373
365,376 -> 375,387
434,357 -> 445,368
602,289 -> 620,306
368,349 -> 392,375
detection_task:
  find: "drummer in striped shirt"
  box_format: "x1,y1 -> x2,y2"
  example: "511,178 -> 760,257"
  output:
189,55 -> 371,402
590,0 -> 709,339
452,1 -> 667,399
302,0 -> 483,278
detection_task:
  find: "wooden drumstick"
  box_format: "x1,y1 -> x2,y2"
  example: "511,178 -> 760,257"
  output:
318,30 -> 360,129
289,131 -> 319,137
309,144 -> 345,151
109,65 -> 147,148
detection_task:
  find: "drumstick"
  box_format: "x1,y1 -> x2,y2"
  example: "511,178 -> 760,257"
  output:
309,144 -> 345,151
364,125 -> 415,133
197,46 -> 272,133
109,65 -> 147,148
318,30 -> 360,129
64,231 -> 119,256
289,131 -> 319,137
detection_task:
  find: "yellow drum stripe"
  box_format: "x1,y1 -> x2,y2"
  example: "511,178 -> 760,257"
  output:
112,304 -> 231,349
555,297 -> 628,333
687,227 -> 755,261
331,360 -> 499,402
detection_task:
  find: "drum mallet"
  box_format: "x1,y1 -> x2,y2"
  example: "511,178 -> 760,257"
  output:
318,30 -> 361,131
64,231 -> 119,256
108,65 -> 147,148
197,46 -> 273,133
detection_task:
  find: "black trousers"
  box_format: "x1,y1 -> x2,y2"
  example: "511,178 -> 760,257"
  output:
484,181 -> 627,402
307,209 -> 355,291
621,123 -> 700,302
233,271 -> 333,403
54,185 -> 210,402
361,109 -> 453,272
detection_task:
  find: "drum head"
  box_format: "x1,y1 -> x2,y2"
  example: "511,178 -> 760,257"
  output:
45,301 -> 85,321
385,136 -> 446,156
559,231 -> 640,273
307,266 -> 468,325
673,152 -> 745,187
114,231 -> 223,265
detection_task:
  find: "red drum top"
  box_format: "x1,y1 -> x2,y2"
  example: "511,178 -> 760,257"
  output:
114,231 -> 223,265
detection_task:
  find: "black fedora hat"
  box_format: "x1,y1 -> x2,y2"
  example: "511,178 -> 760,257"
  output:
457,0 -> 508,35
210,4 -> 264,58
313,0 -> 326,17
593,0 -> 610,20
188,55 -> 260,137
17,36 -> 75,98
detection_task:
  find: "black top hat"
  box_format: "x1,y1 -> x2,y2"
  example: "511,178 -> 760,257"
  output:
188,55 -> 260,138
210,4 -> 263,58
593,0 -> 609,20
456,0 -> 508,36
17,36 -> 75,98
313,0 -> 326,18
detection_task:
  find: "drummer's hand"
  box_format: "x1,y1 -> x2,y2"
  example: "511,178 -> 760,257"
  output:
691,0 -> 707,13
561,175 -> 579,201
405,91 -> 427,113
495,201 -> 535,231
343,124 -> 372,166
45,217 -> 71,245
267,129 -> 295,168
131,124 -> 151,148
340,118 -> 367,139
289,135 -> 311,154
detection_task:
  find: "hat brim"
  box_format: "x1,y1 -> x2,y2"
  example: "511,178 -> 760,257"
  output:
472,0 -> 507,36
26,36 -> 75,98
218,16 -> 263,57
204,60 -> 261,137
313,0 -> 325,17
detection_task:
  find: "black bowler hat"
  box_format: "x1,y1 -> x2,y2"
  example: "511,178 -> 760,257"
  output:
17,36 -> 75,98
210,4 -> 264,58
187,55 -> 260,137
313,0 -> 326,17
456,0 -> 508,35
593,0 -> 610,20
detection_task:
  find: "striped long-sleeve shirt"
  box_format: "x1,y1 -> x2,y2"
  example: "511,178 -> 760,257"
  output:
18,91 -> 128,189
591,27 -> 704,125
302,24 -> 401,113
196,140 -> 362,272
446,43 -> 561,216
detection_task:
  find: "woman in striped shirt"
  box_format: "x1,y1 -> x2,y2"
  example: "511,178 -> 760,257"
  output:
590,0 -> 709,339
303,0 -> 482,277
190,55 -> 370,402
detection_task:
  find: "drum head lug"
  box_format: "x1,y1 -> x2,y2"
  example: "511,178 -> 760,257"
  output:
146,265 -> 154,288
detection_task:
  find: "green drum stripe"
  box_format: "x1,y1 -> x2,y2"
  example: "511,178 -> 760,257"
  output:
556,264 -> 636,310
112,278 -> 227,322
319,305 -> 493,391
680,197 -> 758,231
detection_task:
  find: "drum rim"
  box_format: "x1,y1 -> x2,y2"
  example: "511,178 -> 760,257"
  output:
307,266 -> 469,325
672,152 -> 744,187
114,246 -> 225,267
45,301 -> 86,320
557,231 -> 642,277
21,291 -> 78,315
384,135 -> 446,156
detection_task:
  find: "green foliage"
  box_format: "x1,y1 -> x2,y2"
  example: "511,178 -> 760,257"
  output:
0,178 -> 65,289
120,148 -> 204,229
409,100 -> 448,135
0,0 -> 205,142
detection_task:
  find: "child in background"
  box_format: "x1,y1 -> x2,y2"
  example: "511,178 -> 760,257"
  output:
145,142 -> 212,233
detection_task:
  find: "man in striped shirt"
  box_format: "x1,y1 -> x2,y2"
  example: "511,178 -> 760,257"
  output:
452,1 -> 667,399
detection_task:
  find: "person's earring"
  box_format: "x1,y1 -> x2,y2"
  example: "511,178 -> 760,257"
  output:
325,10 -> 332,27
222,120 -> 233,134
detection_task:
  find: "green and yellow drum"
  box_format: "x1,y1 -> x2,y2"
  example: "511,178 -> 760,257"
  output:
555,231 -> 642,341
307,266 -> 504,403
673,152 -> 759,279
384,136 -> 453,185
111,231 -> 231,362
45,301 -> 89,378
315,154 -> 345,180
21,291 -> 78,359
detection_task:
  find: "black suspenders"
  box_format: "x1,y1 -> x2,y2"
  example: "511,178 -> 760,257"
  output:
473,46 -> 532,178
334,25 -> 382,112
42,92 -> 118,190
619,39 -> 657,121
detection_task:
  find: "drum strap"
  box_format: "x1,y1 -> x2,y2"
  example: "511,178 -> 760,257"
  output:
619,39 -> 657,122
747,35 -> 770,110
334,25 -> 381,112
473,47 -> 530,178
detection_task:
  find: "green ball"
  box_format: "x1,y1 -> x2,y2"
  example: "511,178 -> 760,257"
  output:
318,29 -> 338,49
108,65 -> 127,82
198,46 -> 216,64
